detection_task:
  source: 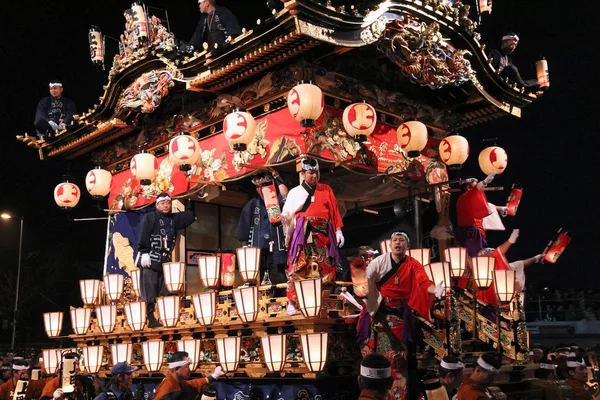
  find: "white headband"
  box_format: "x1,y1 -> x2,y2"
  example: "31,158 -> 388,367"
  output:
502,34 -> 519,41
12,365 -> 28,371
168,359 -> 191,369
567,360 -> 586,368
49,83 -> 63,87
540,363 -> 555,370
440,360 -> 464,370
156,193 -> 171,203
360,365 -> 391,379
391,232 -> 410,243
476,357 -> 499,373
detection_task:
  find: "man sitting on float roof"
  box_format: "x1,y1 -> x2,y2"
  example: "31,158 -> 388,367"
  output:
34,79 -> 76,140
190,0 -> 241,50
488,32 -> 540,92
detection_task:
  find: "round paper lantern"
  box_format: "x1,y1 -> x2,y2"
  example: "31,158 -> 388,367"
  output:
54,181 -> 81,210
396,121 -> 428,157
342,102 -> 377,143
130,152 -> 158,185
439,135 -> 469,167
287,82 -> 324,127
223,111 -> 257,151
478,146 -> 508,175
169,133 -> 201,171
85,167 -> 112,199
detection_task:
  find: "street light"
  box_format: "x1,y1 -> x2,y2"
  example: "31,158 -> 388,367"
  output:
1,213 -> 23,350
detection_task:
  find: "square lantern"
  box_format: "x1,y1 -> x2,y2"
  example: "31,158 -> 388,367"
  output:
125,302 -> 147,331
70,308 -> 91,335
111,343 -> 133,365
261,334 -> 287,372
409,248 -> 431,266
178,339 -> 201,371
79,280 -> 101,306
198,255 -> 221,288
232,286 -> 259,323
236,247 -> 261,283
157,296 -> 180,327
216,336 -> 241,372
103,274 -> 124,302
300,333 -> 328,372
379,239 -> 392,254
42,349 -> 61,375
471,256 -> 496,290
293,278 -> 322,318
95,305 -> 117,333
131,270 -> 141,298
163,262 -> 186,294
493,270 -> 516,304
82,345 -> 104,374
142,340 -> 165,372
425,262 -> 451,297
192,291 -> 216,326
444,247 -> 468,278
43,312 -> 64,338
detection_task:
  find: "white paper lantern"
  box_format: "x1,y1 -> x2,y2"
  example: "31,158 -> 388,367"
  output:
85,167 -> 112,199
130,152 -> 158,185
397,121 -> 428,157
169,134 -> 201,171
342,102 -> 377,142
287,82 -> 324,127
439,135 -> 469,166
478,146 -> 508,175
54,182 -> 81,209
224,111 -> 257,151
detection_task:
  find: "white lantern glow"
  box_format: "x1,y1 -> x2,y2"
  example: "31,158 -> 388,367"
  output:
178,339 -> 201,371
88,26 -> 104,66
163,262 -> 186,294
439,135 -> 469,167
396,121 -> 428,157
216,336 -> 241,372
300,333 -> 328,372
494,270 -> 516,304
43,312 -> 63,338
54,182 -> 81,209
96,305 -> 117,333
157,296 -> 180,327
169,133 -> 201,171
79,279 -> 101,306
233,286 -> 259,323
379,239 -> 392,254
287,82 -> 324,127
82,345 -> 104,374
536,58 -> 550,88
293,278 -> 322,318
125,301 -> 147,331
236,247 -> 261,282
425,262 -> 451,296
42,349 -> 61,375
142,340 -> 164,372
103,274 -> 124,302
111,343 -> 133,365
261,334 -> 287,372
224,111 -> 257,151
85,167 -> 112,199
472,256 -> 496,289
409,248 -> 431,266
70,308 -> 91,335
198,255 -> 221,288
130,152 -> 158,186
342,102 -> 377,142
478,146 -> 508,175
444,247 -> 468,278
131,270 -> 141,298
192,291 -> 216,326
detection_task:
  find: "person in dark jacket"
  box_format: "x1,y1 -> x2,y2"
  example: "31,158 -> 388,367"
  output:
34,79 -> 76,139
137,193 -> 196,328
93,363 -> 137,400
488,32 -> 538,91
190,0 -> 241,50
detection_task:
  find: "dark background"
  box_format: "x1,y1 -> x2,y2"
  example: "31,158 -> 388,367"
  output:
0,1 -> 597,344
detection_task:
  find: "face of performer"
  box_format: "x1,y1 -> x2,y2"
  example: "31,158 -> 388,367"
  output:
174,361 -> 191,381
13,368 -> 29,381
198,0 -> 214,14
441,370 -> 463,390
303,170 -> 319,187
117,372 -> 133,390
49,85 -> 63,98
156,198 -> 172,214
569,366 -> 588,383
358,248 -> 375,263
390,234 -> 409,258
501,37 -> 518,54
472,367 -> 495,386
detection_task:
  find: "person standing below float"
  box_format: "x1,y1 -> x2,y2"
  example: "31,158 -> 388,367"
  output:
565,357 -> 600,400
92,362 -> 137,400
152,352 -> 224,400
438,356 -> 465,399
34,80 -> 76,140
359,232 -> 443,400
456,355 -> 502,400
137,193 -> 196,328
190,0 -> 241,50
358,354 -> 394,400
235,171 -> 288,290
282,158 -> 345,315
0,360 -> 48,400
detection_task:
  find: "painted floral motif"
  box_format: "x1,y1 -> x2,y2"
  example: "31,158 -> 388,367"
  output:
199,340 -> 218,362
240,337 -> 261,362
190,147 -> 229,181
232,120 -> 270,171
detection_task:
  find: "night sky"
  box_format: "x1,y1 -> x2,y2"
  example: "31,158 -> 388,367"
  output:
1,1 -> 598,342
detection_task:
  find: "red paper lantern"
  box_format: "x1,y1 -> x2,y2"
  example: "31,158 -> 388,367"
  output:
224,111 -> 256,151
85,167 -> 112,199
130,152 -> 158,185
543,232 -> 571,263
439,135 -> 469,167
287,82 -> 324,127
54,181 -> 81,210
478,146 -> 507,175
505,183 -> 523,217
342,102 -> 377,142
169,133 -> 201,171
397,121 -> 428,157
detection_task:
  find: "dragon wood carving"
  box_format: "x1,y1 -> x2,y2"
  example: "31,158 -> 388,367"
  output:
377,20 -> 473,89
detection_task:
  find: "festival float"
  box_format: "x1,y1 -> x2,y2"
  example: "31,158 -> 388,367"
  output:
17,1 -> 567,399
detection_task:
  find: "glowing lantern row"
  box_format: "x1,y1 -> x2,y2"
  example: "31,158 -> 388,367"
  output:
236,247 -> 261,282
471,256 -> 495,289
96,305 -> 117,333
79,279 -> 101,306
157,296 -> 180,327
342,102 -> 377,142
425,262 -> 451,297
536,58 -> 550,88
439,135 -> 469,166
479,146 -> 508,175
82,345 -> 104,374
131,270 -> 141,298
397,121 -> 428,157
142,340 -> 164,372
85,167 -> 112,199
287,82 -> 324,127
54,181 -> 81,210
262,334 -> 287,372
103,274 -> 124,302
169,133 -> 201,171
178,339 -> 201,371
294,278 -> 322,318
444,247 -> 467,278
163,262 -> 186,293
42,349 -> 60,375
43,312 -> 63,338
301,332 -> 328,372
112,343 -> 133,364
198,255 -> 221,288
493,270 -> 516,304
192,291 -> 217,326
233,286 -> 259,323
130,152 -> 158,186
70,308 -> 91,335
224,111 -> 257,151
216,336 -> 241,372
125,301 -> 147,331
409,248 -> 431,266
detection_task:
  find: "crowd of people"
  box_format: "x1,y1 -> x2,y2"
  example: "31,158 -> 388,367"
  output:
525,287 -> 600,322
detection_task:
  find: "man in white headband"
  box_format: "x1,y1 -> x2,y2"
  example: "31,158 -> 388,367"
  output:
0,360 -> 48,400
565,357 -> 597,400
153,352 -> 224,400
488,32 -> 539,91
358,354 -> 393,400
137,193 -> 196,328
438,356 -> 465,398
457,355 -> 501,400
34,79 -> 76,140
534,357 -> 557,381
